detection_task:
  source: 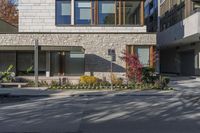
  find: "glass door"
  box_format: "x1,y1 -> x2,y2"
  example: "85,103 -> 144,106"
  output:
50,51 -> 85,76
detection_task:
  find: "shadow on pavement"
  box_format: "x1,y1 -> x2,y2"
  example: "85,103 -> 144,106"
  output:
0,90 -> 199,133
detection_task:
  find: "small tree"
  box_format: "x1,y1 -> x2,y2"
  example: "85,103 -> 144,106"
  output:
121,51 -> 143,83
0,0 -> 18,26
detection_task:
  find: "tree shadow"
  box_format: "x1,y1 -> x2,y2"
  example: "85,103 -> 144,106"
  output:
0,91 -> 200,133
79,92 -> 200,133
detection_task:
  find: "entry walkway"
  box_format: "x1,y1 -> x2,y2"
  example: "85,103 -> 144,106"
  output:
169,76 -> 200,95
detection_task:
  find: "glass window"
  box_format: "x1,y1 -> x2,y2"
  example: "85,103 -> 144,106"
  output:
50,51 -> 85,76
56,0 -> 71,25
17,52 -> 46,76
102,3 -> 115,13
55,0 -> 143,26
75,1 -> 92,24
135,46 -> 150,67
61,2 -> 71,16
98,1 -> 115,24
65,52 -> 85,76
0,52 -> 16,73
124,1 -> 141,25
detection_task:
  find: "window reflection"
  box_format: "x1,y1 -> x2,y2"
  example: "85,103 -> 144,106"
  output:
124,1 -> 141,25
56,0 -> 71,25
56,0 -> 143,25
75,1 -> 92,24
98,1 -> 115,24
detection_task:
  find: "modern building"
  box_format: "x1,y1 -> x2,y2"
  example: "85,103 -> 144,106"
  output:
0,0 -> 156,82
158,0 -> 200,76
145,0 -> 158,32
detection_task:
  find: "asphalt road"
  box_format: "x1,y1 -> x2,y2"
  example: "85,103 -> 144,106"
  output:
0,91 -> 200,133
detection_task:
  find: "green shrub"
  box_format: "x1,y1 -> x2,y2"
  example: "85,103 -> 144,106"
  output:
142,67 -> 158,84
26,66 -> 33,74
0,65 -> 15,83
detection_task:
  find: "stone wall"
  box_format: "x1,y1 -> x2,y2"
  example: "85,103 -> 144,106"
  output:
18,0 -> 147,33
0,33 -> 156,79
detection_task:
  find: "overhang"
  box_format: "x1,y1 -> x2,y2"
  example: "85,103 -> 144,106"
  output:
0,45 -> 85,53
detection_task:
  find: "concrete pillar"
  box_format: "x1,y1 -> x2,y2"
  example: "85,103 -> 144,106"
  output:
34,40 -> 39,87
46,51 -> 51,77
71,0 -> 75,25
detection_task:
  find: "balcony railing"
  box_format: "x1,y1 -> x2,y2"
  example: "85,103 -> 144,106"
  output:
160,2 -> 185,31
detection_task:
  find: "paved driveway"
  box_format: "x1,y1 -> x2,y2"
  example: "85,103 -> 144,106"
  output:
0,89 -> 200,133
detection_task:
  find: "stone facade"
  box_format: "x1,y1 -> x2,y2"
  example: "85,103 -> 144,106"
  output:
18,0 -> 147,33
0,33 -> 156,79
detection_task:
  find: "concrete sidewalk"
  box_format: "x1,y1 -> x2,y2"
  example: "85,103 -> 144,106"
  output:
0,87 -> 176,96
1,76 -> 200,98
169,77 -> 200,95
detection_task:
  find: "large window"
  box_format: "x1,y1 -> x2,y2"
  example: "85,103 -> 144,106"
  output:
75,1 -> 92,24
67,52 -> 85,75
55,0 -> 143,25
98,1 -> 115,24
126,45 -> 151,67
124,1 -> 141,25
135,46 -> 150,67
50,51 -> 85,76
16,52 -> 46,76
98,0 -> 141,25
56,0 -> 71,25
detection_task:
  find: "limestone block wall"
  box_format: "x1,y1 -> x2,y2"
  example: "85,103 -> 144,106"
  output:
0,33 -> 156,79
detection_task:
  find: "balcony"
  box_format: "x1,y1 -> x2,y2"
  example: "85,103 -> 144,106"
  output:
158,11 -> 200,48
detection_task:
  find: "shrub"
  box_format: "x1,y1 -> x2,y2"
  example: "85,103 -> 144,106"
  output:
80,76 -> 98,85
39,81 -> 49,87
142,67 -> 158,84
111,74 -> 123,85
26,66 -> 33,74
121,51 -> 143,83
26,80 -> 35,87
154,76 -> 170,90
0,65 -> 15,83
50,80 -> 60,86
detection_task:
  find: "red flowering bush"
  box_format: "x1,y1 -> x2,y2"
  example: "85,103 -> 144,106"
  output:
121,51 -> 143,83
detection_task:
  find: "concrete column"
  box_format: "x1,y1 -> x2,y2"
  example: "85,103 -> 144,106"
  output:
71,0 -> 75,25
194,46 -> 200,75
46,51 -> 51,77
34,40 -> 39,87
156,0 -> 161,74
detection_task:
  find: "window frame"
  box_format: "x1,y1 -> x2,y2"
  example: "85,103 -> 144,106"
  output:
74,1 -> 93,25
55,0 -> 144,26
